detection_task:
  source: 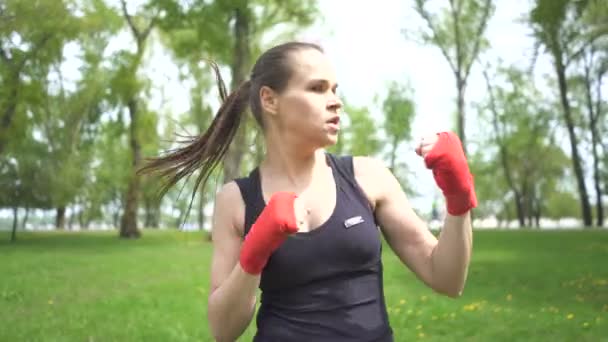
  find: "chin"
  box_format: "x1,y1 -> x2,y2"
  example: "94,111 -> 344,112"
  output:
299,131 -> 338,151
319,137 -> 338,149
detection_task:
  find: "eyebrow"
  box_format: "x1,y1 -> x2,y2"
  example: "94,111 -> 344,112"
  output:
308,79 -> 339,89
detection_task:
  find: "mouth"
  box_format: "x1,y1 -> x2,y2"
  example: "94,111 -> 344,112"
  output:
326,116 -> 340,125
325,116 -> 340,134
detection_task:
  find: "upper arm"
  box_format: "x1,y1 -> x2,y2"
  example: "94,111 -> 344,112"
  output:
353,156 -> 438,286
208,181 -> 245,295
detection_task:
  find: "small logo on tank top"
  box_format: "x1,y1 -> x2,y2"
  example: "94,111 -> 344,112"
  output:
344,216 -> 364,228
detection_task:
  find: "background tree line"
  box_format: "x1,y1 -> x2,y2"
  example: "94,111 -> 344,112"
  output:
1,0 -> 606,242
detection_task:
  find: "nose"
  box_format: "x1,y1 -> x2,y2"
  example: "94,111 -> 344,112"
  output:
328,96 -> 343,112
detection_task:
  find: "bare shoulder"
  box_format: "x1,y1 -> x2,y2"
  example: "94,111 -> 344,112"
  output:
211,181 -> 246,240
352,156 -> 394,209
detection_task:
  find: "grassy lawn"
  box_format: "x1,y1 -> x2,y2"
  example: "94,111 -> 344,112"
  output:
1,229 -> 607,341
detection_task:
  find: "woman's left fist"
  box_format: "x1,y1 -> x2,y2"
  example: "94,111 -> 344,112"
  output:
416,131 -> 477,216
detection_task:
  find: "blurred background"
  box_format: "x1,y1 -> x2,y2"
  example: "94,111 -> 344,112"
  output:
1,0 -> 607,341
2,0 -> 608,235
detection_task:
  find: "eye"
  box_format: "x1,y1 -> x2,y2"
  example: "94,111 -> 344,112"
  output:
309,83 -> 325,92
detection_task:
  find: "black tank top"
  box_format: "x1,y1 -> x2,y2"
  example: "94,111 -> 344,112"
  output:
235,153 -> 394,342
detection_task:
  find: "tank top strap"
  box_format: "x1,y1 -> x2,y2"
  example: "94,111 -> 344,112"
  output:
234,168 -> 264,237
325,153 -> 374,214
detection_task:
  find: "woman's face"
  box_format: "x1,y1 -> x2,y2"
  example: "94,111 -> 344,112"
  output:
267,48 -> 343,148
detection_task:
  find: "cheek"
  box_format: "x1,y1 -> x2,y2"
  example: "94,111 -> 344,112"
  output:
279,94 -> 319,125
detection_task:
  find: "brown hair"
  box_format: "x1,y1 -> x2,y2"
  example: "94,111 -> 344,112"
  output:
138,41 -> 323,199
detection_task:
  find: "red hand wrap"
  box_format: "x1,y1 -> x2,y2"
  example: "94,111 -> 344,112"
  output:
239,192 -> 299,275
424,132 -> 477,216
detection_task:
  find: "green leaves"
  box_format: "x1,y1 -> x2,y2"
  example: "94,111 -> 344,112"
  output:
475,64 -> 576,224
336,103 -> 382,157
383,81 -> 415,147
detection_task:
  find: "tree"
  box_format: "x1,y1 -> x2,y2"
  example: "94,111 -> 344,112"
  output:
570,45 -> 606,226
481,64 -> 572,227
410,0 -> 494,154
528,0 -> 608,227
0,1 -> 79,155
108,0 -> 160,238
381,81 -> 416,194
0,0 -> 120,237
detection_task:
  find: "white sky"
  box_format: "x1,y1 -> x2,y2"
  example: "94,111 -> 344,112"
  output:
139,0 -> 554,213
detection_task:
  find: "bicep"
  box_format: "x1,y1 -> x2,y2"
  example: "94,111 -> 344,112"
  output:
209,182 -> 245,294
354,157 -> 437,285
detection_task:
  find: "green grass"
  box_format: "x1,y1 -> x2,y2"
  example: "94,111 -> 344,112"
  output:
1,229 -> 607,341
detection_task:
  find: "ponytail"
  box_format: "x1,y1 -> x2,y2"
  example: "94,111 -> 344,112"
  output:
139,41 -> 326,202
138,62 -> 251,200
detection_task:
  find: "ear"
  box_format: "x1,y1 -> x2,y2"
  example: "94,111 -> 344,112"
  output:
260,85 -> 279,116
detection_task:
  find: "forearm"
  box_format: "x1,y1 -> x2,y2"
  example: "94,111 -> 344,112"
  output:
208,264 -> 260,341
430,212 -> 472,297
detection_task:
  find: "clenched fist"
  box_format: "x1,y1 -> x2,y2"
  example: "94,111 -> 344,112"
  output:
415,132 -> 477,216
240,192 -> 299,275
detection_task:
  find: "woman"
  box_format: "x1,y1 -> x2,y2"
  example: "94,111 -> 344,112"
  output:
140,41 -> 476,342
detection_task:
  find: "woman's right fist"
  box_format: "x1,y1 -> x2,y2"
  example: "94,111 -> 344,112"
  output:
239,192 -> 299,275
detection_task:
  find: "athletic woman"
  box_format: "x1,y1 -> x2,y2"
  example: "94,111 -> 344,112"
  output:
140,41 -> 477,342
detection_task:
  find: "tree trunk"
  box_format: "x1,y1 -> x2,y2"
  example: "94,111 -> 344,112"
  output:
595,80 -> 605,227
56,206 -> 66,230
493,108 -> 523,225
526,192 -> 533,228
113,210 -> 120,230
11,207 -> 18,242
119,98 -> 142,238
120,176 -> 141,237
534,200 -> 541,229
514,194 -> 525,228
456,76 -> 467,155
583,56 -> 604,227
531,186 -> 541,228
153,204 -> 160,228
144,200 -> 160,229
0,71 -> 19,155
554,52 -> 593,227
521,179 -> 531,228
144,201 -> 152,228
68,209 -> 75,230
483,69 -> 524,227
78,210 -> 87,230
175,205 -> 186,230
590,105 -> 603,229
222,6 -> 251,184
21,206 -> 29,230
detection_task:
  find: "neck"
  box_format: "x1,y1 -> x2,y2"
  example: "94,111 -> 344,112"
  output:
261,133 -> 326,188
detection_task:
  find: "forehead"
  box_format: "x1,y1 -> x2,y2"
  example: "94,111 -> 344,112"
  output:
287,49 -> 337,85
